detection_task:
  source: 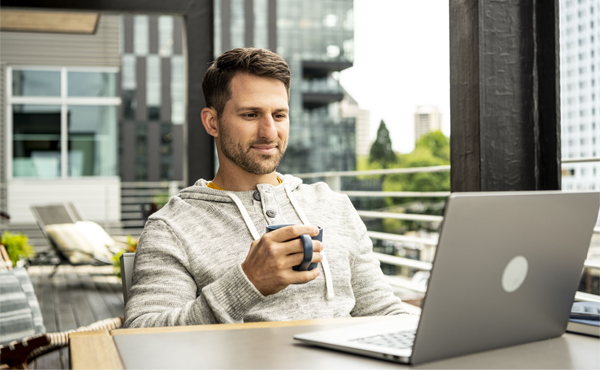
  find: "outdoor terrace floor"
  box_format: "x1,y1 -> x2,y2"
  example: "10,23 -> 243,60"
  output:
27,265 -> 124,370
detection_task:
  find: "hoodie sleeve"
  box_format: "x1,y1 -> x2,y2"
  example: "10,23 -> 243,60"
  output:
346,200 -> 408,317
123,219 -> 265,328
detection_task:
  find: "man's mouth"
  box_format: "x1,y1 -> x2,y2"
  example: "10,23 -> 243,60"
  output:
251,144 -> 278,154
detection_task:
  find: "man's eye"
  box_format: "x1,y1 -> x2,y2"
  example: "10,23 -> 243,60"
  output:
244,113 -> 257,118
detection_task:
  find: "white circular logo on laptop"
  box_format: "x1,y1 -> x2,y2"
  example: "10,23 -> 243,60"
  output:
502,256 -> 528,293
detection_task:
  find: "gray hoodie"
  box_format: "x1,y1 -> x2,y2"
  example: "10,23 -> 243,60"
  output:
124,174 -> 406,328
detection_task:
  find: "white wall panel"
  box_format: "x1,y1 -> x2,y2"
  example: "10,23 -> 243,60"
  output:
7,178 -> 120,223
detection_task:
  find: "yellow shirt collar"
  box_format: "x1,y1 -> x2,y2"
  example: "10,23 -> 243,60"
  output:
207,177 -> 282,191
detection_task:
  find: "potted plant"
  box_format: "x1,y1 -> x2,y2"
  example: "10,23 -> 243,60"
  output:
1,231 -> 35,267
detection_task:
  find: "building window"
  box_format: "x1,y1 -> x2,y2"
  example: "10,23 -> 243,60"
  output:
158,16 -> 174,57
253,0 -> 269,49
8,67 -> 120,179
146,55 -> 161,120
134,15 -> 149,55
171,55 -> 185,125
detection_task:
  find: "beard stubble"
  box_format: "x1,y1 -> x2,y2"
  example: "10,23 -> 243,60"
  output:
218,122 -> 287,175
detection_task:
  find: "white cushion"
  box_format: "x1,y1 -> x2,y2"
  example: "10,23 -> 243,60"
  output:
74,221 -> 115,261
45,224 -> 95,264
45,221 -> 114,264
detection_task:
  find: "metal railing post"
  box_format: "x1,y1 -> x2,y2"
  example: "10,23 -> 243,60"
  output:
169,181 -> 179,197
325,174 -> 341,192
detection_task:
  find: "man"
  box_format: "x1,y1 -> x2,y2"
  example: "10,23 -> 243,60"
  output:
124,48 -> 405,328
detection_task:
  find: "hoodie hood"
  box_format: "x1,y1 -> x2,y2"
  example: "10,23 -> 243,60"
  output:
177,173 -> 304,203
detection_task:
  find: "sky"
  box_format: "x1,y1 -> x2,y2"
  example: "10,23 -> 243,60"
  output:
339,0 -> 450,154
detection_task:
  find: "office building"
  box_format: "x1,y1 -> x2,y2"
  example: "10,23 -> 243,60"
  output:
214,0 -> 357,174
0,13 -> 188,227
560,0 -> 600,191
414,105 -> 442,143
340,90 -> 371,157
119,15 -> 186,182
0,13 -> 122,225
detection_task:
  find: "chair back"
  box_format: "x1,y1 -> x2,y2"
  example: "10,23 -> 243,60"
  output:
120,253 -> 136,305
30,203 -> 83,228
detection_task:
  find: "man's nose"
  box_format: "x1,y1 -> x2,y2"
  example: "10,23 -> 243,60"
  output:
257,115 -> 277,140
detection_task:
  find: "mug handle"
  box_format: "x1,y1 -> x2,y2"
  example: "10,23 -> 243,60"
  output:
293,234 -> 313,271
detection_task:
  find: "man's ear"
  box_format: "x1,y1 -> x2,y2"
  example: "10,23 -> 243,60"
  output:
201,107 -> 219,137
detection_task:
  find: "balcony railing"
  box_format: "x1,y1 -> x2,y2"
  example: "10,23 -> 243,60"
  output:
293,158 -> 600,303
120,181 -> 185,231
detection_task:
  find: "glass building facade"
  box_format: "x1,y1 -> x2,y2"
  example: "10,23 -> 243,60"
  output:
120,15 -> 186,182
560,0 -> 600,191
214,0 -> 357,174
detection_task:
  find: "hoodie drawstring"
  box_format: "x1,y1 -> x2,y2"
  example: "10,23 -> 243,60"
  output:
285,185 -> 335,300
227,188 -> 335,300
227,193 -> 261,240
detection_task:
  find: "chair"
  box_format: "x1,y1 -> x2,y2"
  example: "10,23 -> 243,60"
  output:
0,268 -> 123,369
30,203 -> 120,277
120,252 -> 135,305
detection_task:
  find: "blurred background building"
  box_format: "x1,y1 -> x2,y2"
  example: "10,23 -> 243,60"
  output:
214,0 -> 357,174
119,15 -> 185,183
413,105 -> 441,143
560,0 -> 600,192
0,12 -> 122,226
340,90 -> 371,157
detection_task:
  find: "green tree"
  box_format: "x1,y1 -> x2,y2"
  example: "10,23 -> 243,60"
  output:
414,130 -> 450,162
369,120 -> 396,167
382,130 -> 450,233
385,131 -> 450,193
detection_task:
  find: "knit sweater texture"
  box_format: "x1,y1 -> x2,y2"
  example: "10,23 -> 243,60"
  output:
124,174 -> 406,328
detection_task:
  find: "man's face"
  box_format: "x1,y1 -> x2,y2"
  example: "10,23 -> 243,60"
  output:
216,73 -> 289,175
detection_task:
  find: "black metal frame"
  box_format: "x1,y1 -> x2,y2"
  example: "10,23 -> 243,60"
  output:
1,0 -> 215,186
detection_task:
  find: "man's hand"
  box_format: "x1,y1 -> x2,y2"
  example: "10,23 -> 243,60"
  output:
241,225 -> 323,296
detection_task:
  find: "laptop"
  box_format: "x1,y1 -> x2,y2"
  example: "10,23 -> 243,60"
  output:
294,191 -> 599,365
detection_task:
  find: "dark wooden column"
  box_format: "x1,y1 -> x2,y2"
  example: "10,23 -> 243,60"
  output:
450,0 -> 561,191
184,0 -> 215,185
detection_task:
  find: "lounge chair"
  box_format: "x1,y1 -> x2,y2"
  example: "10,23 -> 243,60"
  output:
30,203 -> 122,276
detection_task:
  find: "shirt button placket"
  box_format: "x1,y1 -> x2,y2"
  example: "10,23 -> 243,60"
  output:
261,187 -> 280,222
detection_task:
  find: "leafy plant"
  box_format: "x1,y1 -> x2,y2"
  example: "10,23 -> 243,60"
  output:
154,193 -> 170,209
1,231 -> 35,267
113,235 -> 138,279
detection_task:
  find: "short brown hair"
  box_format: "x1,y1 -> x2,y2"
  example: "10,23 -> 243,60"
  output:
202,48 -> 291,117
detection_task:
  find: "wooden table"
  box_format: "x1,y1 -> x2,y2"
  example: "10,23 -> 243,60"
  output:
69,316 -> 600,369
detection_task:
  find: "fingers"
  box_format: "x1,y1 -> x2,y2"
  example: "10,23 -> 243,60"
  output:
264,235 -> 323,260
283,267 -> 321,284
265,225 -> 320,243
281,240 -> 324,269
242,226 -> 323,296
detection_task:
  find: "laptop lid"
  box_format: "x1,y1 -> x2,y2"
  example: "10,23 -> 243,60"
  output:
295,191 -> 599,365
410,191 -> 599,364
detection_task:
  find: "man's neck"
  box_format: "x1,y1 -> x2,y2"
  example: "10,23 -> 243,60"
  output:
211,167 -> 279,191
